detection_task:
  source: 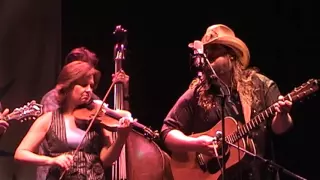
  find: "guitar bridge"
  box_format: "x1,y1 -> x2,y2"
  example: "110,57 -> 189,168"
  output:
196,153 -> 207,172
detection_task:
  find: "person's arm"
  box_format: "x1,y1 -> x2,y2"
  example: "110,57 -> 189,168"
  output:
164,130 -> 206,152
161,89 -> 204,153
41,89 -> 59,113
90,99 -> 131,167
15,112 -> 74,169
14,112 -> 54,165
264,80 -> 293,134
272,99 -> 293,134
100,116 -> 133,167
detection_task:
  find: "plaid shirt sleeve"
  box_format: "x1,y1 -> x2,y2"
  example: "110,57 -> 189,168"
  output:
41,90 -> 100,113
41,89 -> 59,113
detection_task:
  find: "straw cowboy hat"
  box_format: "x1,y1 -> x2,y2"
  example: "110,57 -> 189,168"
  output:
190,24 -> 250,68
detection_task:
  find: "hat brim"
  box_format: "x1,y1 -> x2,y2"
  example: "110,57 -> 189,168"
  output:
203,36 -> 250,68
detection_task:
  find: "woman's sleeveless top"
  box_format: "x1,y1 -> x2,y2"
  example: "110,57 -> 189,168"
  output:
36,109 -> 106,180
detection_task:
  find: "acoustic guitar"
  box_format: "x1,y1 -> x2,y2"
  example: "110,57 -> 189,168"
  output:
170,79 -> 319,180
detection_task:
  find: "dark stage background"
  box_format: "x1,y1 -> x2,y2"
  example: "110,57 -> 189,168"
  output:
0,0 -> 319,179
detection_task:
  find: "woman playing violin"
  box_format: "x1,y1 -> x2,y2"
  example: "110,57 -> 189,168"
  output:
14,61 -> 133,180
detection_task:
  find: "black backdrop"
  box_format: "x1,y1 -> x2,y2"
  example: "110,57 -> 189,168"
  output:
0,0 -> 319,179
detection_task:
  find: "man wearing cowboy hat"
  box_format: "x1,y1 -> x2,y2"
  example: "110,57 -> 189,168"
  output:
160,24 -> 293,180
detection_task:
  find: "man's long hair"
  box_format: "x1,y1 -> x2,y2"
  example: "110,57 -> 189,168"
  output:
189,55 -> 258,111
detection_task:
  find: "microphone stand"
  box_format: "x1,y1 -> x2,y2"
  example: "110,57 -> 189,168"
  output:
195,52 -> 230,180
225,141 -> 307,180
219,86 -> 228,180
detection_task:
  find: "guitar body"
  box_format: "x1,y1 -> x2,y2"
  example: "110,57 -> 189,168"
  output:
170,117 -> 256,180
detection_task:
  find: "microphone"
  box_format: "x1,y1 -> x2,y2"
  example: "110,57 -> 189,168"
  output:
211,130 -> 223,142
189,40 -> 221,81
215,130 -> 223,141
188,40 -> 205,69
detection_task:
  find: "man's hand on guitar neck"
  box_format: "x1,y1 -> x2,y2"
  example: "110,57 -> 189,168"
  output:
272,95 -> 293,134
0,108 -> 10,136
274,95 -> 292,115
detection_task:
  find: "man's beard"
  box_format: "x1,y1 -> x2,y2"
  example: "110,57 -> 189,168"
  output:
204,64 -> 231,80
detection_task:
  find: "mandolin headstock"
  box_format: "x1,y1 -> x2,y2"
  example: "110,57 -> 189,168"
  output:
4,100 -> 43,123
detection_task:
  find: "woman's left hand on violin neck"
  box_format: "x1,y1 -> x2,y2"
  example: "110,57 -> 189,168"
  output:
117,116 -> 135,141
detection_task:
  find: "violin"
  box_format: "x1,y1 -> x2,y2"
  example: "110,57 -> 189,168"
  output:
73,102 -> 159,140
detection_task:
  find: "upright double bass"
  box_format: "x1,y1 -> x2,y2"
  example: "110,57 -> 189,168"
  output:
111,25 -> 174,180
111,25 -> 128,180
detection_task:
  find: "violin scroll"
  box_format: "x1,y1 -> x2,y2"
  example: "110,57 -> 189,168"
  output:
143,127 -> 159,141
131,121 -> 159,141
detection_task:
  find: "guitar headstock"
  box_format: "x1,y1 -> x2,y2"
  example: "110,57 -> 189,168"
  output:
5,100 -> 43,123
287,79 -> 319,102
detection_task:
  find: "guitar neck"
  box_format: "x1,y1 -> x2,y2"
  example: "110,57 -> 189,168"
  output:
227,94 -> 293,143
227,104 -> 276,143
3,111 -> 20,122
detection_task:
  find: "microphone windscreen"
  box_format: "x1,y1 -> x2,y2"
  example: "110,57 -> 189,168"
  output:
193,40 -> 204,54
